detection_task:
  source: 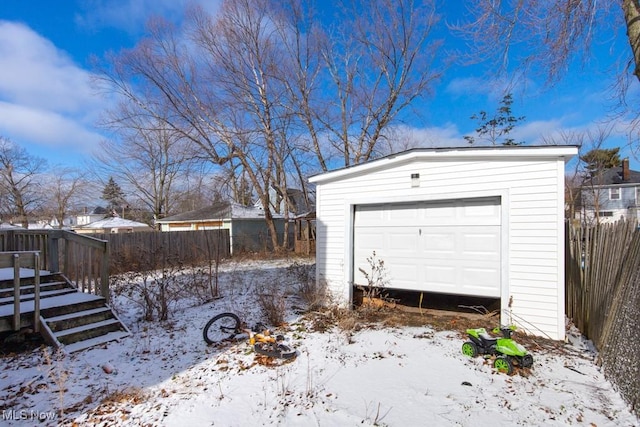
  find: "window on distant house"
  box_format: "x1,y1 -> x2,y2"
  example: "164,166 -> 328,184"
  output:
597,211 -> 614,217
610,188 -> 621,200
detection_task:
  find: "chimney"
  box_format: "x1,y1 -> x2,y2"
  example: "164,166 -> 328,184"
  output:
623,158 -> 630,182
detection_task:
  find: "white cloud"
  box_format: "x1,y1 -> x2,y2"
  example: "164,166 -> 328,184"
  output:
445,76 -> 537,101
388,123 -> 466,148
0,102 -> 103,153
0,21 -> 101,114
0,21 -> 108,160
75,0 -> 221,33
512,119 -> 565,144
445,77 -> 489,97
390,117 -> 612,149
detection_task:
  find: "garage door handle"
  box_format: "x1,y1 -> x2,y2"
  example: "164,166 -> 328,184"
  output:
419,228 -> 422,235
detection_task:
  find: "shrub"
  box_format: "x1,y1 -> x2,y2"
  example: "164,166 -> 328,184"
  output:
110,248 -> 187,321
357,251 -> 391,305
256,283 -> 287,326
288,262 -> 327,311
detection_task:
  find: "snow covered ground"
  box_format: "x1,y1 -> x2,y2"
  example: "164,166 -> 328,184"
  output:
0,258 -> 638,426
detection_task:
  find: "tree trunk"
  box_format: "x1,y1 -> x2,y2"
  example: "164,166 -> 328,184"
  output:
623,0 -> 640,82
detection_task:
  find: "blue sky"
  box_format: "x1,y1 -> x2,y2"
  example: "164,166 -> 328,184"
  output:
0,0 -> 636,169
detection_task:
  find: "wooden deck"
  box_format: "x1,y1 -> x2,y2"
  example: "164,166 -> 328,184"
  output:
0,267 -> 129,352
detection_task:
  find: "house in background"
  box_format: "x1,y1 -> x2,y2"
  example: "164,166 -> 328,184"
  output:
33,216 -> 77,229
579,158 -> 640,224
73,217 -> 153,234
156,201 -> 286,254
76,207 -> 108,226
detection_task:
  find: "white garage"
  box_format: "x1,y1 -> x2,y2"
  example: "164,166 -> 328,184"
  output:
309,146 -> 578,340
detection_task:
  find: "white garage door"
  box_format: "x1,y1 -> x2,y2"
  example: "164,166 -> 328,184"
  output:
353,197 -> 501,297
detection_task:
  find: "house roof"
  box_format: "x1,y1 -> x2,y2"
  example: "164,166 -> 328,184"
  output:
0,222 -> 22,229
309,145 -> 579,184
588,166 -> 640,186
157,201 -> 277,223
77,217 -> 152,229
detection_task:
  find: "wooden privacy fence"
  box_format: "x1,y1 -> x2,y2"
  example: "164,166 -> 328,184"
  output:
91,230 -> 230,274
565,220 -> 640,414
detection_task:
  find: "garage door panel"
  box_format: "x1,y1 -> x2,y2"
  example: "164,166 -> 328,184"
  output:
461,267 -> 501,296
463,199 -> 501,220
424,204 -> 457,221
354,197 -> 501,298
353,229 -> 384,253
388,230 -> 419,253
354,206 -> 386,224
388,203 -> 421,221
387,263 -> 419,284
423,231 -> 456,254
461,230 -> 500,259
424,264 -> 456,288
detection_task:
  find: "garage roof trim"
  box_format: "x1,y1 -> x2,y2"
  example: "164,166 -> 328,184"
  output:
309,145 -> 579,184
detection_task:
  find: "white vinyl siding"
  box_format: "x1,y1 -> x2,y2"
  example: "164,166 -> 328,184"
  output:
310,148 -> 576,341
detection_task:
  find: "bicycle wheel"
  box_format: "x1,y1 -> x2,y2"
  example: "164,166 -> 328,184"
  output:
254,342 -> 297,360
203,312 -> 241,345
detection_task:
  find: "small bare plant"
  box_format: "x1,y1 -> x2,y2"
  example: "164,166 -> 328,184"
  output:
178,265 -> 225,305
363,401 -> 392,426
289,262 -> 327,310
257,283 -> 287,326
42,347 -> 68,418
305,304 -> 361,334
110,248 -> 187,321
195,229 -> 225,300
357,251 -> 391,307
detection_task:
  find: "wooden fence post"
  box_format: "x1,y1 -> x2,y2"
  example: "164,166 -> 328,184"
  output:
101,242 -> 110,304
48,231 -> 60,273
33,252 -> 40,333
12,253 -> 20,331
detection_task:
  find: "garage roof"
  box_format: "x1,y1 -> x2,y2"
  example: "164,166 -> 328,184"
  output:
309,145 -> 578,184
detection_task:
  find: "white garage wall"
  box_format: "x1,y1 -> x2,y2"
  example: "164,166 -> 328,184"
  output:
310,148 -> 576,340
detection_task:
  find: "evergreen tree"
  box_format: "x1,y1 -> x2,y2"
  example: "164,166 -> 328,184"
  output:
581,148 -> 621,177
101,177 -> 126,214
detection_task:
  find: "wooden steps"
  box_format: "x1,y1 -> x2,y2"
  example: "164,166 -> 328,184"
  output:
0,271 -> 129,353
0,279 -> 70,299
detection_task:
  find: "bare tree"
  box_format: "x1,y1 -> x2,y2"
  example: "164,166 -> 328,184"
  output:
278,0 -> 442,170
94,0 -> 293,251
455,2 -> 623,83
96,102 -> 200,225
95,0 -> 443,251
544,126 -> 617,225
543,130 -> 586,222
623,1 -> 640,81
454,2 -> 640,147
42,168 -> 89,229
190,0 -> 299,250
0,137 -> 47,228
171,171 -> 227,213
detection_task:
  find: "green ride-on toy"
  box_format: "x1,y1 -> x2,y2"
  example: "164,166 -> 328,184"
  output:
461,325 -> 533,375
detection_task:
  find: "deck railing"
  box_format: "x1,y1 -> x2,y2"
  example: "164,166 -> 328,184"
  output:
0,230 -> 110,303
0,251 -> 41,332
